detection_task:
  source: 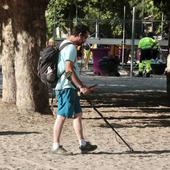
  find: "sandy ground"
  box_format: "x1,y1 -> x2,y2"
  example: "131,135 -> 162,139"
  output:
0,71 -> 170,170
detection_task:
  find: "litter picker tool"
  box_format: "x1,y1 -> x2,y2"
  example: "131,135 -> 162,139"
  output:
80,92 -> 134,152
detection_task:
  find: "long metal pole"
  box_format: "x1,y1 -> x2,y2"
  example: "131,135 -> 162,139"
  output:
82,94 -> 134,152
161,13 -> 164,38
95,19 -> 99,39
130,7 -> 135,77
122,6 -> 126,67
141,0 -> 144,34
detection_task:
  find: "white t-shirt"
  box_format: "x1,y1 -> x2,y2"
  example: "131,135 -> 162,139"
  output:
55,40 -> 80,90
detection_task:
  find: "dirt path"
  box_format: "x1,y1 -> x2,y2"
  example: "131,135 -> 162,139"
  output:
1,92 -> 170,169
0,72 -> 170,169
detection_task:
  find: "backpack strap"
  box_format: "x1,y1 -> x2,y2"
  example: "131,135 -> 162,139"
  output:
59,42 -> 73,51
56,41 -> 73,75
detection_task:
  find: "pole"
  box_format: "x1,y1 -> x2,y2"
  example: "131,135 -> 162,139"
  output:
161,13 -> 164,38
122,6 -> 126,67
81,94 -> 134,152
95,19 -> 99,48
95,19 -> 99,39
75,2 -> 78,25
141,0 -> 144,34
130,7 -> 135,78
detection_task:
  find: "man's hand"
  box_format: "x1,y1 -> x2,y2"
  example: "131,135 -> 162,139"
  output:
80,85 -> 97,94
88,84 -> 97,93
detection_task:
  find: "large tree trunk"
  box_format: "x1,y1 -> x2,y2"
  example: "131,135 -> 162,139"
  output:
1,18 -> 16,103
0,1 -> 16,102
13,0 -> 50,113
0,22 -> 2,65
0,0 -> 51,113
0,4 -> 3,64
167,23 -> 170,98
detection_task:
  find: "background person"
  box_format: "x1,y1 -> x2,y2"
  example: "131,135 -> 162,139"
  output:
82,43 -> 92,70
47,38 -> 55,47
137,32 -> 157,77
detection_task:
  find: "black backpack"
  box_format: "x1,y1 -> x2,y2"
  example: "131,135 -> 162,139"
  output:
37,42 -> 72,88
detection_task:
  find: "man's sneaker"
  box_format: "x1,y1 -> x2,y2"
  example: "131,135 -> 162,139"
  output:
52,145 -> 73,155
79,142 -> 97,154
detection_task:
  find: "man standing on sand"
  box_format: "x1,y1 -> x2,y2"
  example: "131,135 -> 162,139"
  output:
52,24 -> 97,155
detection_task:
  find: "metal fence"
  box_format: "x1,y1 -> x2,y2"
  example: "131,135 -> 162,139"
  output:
53,18 -> 169,40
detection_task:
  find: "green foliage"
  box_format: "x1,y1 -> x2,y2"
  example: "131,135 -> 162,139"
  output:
154,0 -> 170,19
46,0 -> 88,37
46,0 -> 164,38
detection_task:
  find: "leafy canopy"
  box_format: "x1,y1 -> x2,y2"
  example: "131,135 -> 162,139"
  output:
46,0 -> 164,38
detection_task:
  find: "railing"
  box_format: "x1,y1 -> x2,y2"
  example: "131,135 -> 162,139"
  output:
87,38 -> 168,46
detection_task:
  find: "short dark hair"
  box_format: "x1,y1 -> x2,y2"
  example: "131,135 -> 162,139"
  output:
71,24 -> 89,36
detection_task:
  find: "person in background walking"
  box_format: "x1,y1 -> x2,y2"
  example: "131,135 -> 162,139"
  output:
83,43 -> 92,70
137,32 -> 157,77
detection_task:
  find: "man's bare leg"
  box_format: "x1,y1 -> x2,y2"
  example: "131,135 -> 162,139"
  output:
73,112 -> 84,141
53,115 -> 66,144
73,112 -> 97,153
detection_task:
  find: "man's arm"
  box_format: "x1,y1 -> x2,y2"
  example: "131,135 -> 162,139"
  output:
65,60 -> 93,94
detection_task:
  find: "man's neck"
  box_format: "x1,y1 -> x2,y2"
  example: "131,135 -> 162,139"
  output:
68,35 -> 76,45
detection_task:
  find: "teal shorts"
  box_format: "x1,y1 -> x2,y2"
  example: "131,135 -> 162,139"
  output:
56,88 -> 82,118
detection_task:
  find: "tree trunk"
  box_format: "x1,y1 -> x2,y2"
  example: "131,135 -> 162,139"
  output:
0,22 -> 2,65
13,0 -> 50,113
0,0 -> 51,113
0,1 -> 16,102
0,3 -> 3,64
167,23 -> 170,98
1,18 -> 16,103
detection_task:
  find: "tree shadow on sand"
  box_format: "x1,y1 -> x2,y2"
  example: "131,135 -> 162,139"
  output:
81,91 -> 170,108
82,91 -> 170,128
90,116 -> 170,128
0,131 -> 41,136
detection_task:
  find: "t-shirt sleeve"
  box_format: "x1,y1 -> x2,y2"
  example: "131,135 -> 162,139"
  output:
63,44 -> 77,62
